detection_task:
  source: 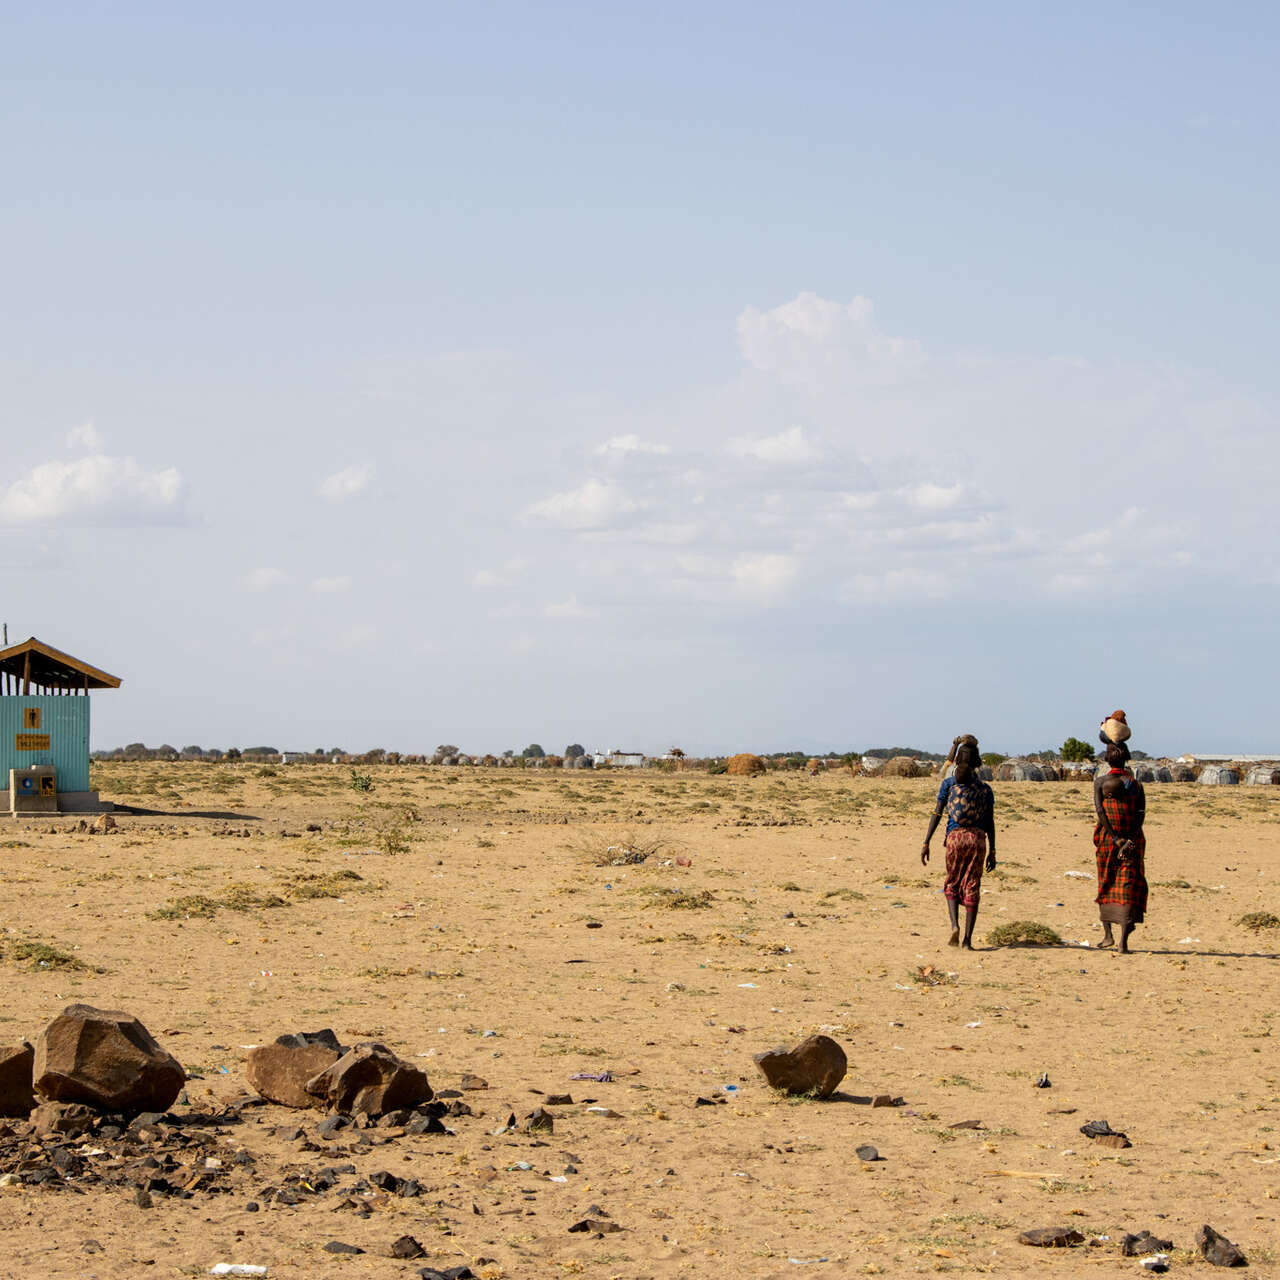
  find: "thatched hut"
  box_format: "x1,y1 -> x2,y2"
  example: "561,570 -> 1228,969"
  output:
1245,765 -> 1280,786
861,756 -> 887,774
806,758 -> 823,776
1197,765 -> 1239,785
726,753 -> 766,777
881,755 -> 923,778
1133,763 -> 1173,783
996,760 -> 1045,782
1061,762 -> 1096,781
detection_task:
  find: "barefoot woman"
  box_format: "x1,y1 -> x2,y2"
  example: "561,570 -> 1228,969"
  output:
1093,740 -> 1147,952
921,735 -> 997,949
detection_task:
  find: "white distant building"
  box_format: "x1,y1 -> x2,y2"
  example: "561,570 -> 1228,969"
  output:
592,749 -> 646,768
1178,753 -> 1280,764
279,751 -> 310,764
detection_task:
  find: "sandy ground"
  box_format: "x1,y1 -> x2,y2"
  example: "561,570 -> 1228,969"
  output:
1,761 -> 1278,1278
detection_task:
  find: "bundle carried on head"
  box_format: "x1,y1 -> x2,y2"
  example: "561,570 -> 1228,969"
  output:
946,733 -> 979,765
1099,710 -> 1131,747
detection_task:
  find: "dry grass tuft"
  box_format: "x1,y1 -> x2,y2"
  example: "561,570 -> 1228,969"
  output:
1,937 -> 93,970
1237,911 -> 1280,931
985,920 -> 1062,947
282,869 -> 365,900
642,887 -> 714,910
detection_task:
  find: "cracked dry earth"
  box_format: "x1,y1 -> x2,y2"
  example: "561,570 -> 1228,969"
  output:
0,761 -> 1278,1277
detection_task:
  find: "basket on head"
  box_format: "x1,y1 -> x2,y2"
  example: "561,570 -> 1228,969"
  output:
1099,710 -> 1131,746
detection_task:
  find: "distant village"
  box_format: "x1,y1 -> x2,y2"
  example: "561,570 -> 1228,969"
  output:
90,741 -> 1279,784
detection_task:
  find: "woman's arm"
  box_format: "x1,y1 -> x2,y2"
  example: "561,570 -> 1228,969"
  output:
985,787 -> 997,867
922,780 -> 948,864
921,808 -> 943,864
1093,776 -> 1120,839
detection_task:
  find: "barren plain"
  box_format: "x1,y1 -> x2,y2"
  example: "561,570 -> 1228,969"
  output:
1,762 -> 1278,1278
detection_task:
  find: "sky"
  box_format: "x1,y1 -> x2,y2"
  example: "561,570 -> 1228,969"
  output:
3,2 -> 1278,757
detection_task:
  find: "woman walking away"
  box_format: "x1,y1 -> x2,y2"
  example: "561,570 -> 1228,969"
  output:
921,735 -> 997,949
1093,738 -> 1147,953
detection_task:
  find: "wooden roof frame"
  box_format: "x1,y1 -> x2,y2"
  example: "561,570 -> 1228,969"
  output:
0,637 -> 122,691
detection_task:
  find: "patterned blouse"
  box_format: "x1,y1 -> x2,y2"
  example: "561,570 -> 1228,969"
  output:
936,776 -> 995,835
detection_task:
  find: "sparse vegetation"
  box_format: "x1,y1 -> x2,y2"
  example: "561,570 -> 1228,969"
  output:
642,887 -> 714,910
985,920 -> 1062,947
1,937 -> 94,971
1238,911 -> 1280,931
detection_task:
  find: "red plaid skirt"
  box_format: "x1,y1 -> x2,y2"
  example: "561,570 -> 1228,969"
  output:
944,828 -> 987,908
1094,793 -> 1147,924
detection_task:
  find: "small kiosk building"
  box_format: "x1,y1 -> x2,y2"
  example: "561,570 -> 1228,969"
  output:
0,637 -> 121,813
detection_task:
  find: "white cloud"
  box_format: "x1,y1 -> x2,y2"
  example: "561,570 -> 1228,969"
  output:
544,596 -> 590,618
66,422 -> 101,451
595,434 -> 670,457
473,569 -> 501,587
318,465 -> 373,500
0,454 -> 186,526
907,483 -> 967,511
731,552 -> 796,598
312,576 -> 352,593
246,567 -> 287,590
737,292 -> 923,381
841,567 -> 953,604
730,425 -> 816,465
528,477 -> 636,530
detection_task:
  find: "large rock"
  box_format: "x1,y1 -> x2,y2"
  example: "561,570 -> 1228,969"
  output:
304,1042 -> 432,1117
246,1030 -> 344,1109
1197,1225 -> 1247,1267
0,1043 -> 35,1116
753,1034 -> 847,1098
33,1004 -> 184,1114
1018,1227 -> 1084,1247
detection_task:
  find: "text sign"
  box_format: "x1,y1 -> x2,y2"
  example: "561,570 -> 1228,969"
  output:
15,734 -> 51,751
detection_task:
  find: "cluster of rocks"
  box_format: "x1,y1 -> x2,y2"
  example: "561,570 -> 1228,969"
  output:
1019,1223 -> 1245,1267
0,1006 -> 475,1212
246,1031 -> 433,1116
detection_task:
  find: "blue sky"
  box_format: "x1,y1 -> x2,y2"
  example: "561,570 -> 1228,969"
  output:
3,3 -> 1277,756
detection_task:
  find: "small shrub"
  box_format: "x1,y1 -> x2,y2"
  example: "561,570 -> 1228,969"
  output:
220,883 -> 287,911
283,869 -> 364,900
1238,912 -> 1280,931
375,822 -> 409,856
3,939 -> 89,970
149,894 -> 221,920
986,920 -> 1062,947
644,887 -> 714,910
349,770 -> 374,793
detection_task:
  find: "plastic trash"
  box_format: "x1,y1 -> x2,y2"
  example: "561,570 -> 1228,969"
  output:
1141,1254 -> 1170,1272
721,1084 -> 739,1093
210,1267 -> 268,1277
1063,870 -> 1090,878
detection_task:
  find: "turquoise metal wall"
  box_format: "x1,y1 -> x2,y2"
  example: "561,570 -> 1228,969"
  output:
0,696 -> 91,792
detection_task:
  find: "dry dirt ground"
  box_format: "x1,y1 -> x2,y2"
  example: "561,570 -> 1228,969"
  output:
1,762 -> 1278,1279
